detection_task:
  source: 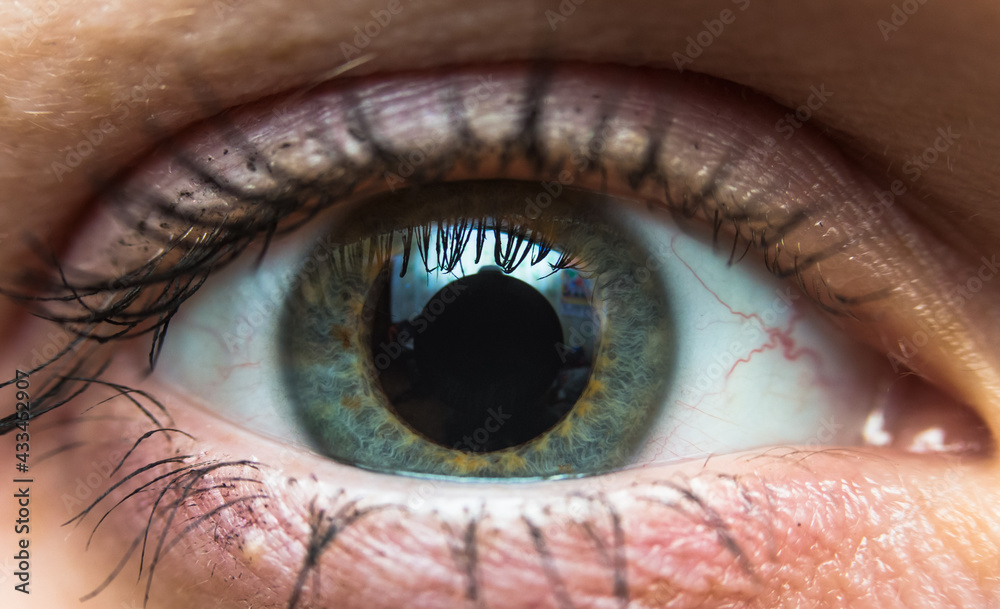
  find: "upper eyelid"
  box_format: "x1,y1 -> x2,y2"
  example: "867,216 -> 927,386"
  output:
97,65 -> 850,288
25,62 -> 1000,435
89,64 -> 878,313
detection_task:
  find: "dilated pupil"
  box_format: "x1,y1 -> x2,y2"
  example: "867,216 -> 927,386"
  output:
370,267 -> 592,452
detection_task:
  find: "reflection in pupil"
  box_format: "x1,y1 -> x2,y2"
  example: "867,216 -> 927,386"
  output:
369,238 -> 598,453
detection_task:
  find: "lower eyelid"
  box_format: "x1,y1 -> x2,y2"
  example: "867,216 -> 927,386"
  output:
52,371 -> 1000,609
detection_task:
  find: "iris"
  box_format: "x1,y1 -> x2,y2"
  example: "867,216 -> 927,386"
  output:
280,180 -> 675,478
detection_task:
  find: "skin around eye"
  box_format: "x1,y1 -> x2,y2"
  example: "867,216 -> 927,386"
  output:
3,64 -> 998,609
2,2 -> 1000,609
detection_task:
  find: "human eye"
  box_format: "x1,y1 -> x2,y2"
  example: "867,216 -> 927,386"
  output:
5,1 -> 1000,607
2,58 -> 997,609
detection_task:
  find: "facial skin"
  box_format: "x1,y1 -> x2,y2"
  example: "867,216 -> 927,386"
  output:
2,1 -> 1000,608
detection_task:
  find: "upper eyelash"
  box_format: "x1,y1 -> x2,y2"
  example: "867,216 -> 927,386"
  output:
1,62 -> 942,609
0,62 -> 884,436
341,218 -> 585,277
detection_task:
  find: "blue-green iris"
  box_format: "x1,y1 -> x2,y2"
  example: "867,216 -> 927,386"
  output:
280,180 -> 674,478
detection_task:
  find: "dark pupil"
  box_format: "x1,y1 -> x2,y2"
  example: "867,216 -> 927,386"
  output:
369,267 -> 594,452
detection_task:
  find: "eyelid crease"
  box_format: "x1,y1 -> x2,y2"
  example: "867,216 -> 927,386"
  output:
18,61 -> 1000,438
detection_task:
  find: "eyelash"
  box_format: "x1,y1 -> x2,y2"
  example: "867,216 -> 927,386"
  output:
1,64 -> 874,423
0,62 -> 910,607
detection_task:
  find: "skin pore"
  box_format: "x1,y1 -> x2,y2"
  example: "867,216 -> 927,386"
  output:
2,0 -> 1000,608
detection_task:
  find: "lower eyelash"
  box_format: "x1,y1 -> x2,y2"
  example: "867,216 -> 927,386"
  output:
0,61 -> 909,607
55,400 -> 752,609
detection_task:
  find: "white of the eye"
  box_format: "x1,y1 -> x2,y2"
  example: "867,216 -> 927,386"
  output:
155,218 -> 333,449
156,200 -> 892,467
620,203 -> 889,465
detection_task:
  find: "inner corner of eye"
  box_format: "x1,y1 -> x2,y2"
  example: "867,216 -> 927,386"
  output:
858,371 -> 995,459
148,177 -> 975,482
